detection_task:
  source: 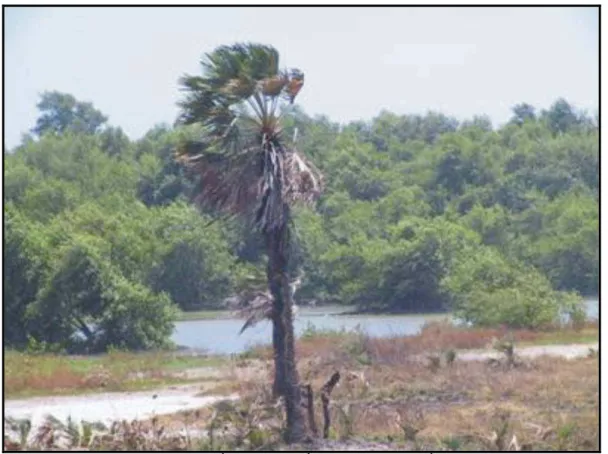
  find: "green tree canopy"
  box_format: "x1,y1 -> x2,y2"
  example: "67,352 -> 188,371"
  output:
3,89 -> 598,352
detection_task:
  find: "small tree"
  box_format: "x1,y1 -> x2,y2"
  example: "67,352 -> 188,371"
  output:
509,103 -> 536,126
32,91 -> 108,136
175,43 -> 323,443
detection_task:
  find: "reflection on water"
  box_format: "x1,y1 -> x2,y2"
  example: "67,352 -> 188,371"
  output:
172,299 -> 599,355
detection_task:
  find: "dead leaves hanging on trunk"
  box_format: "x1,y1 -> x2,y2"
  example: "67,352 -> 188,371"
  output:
177,141 -> 323,232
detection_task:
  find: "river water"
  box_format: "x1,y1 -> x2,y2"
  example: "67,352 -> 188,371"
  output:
172,299 -> 599,355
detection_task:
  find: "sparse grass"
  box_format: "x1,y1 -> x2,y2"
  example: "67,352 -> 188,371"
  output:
518,326 -> 598,346
4,350 -> 228,398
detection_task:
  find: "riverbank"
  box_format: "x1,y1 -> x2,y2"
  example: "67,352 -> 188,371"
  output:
177,309 -> 232,321
5,320 -> 598,400
173,299 -> 598,355
179,307 -> 445,320
176,305 -> 353,321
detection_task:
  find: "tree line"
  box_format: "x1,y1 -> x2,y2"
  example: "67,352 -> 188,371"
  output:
4,90 -> 598,353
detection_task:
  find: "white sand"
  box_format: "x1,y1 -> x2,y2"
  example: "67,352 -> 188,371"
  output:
456,342 -> 598,361
5,387 -> 237,428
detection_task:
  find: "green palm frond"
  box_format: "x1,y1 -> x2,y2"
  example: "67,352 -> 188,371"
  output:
220,77 -> 257,99
176,80 -> 225,126
202,45 -> 247,87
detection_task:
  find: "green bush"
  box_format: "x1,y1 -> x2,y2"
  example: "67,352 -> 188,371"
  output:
443,246 -> 586,329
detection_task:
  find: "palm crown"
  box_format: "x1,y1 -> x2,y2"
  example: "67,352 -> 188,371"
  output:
176,43 -> 322,232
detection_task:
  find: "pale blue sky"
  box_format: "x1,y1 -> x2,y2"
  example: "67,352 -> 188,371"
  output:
5,6 -> 599,149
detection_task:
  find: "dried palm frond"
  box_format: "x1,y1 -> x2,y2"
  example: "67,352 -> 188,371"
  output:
285,70 -> 304,104
229,270 -> 305,334
282,148 -> 324,204
234,290 -> 274,335
260,73 -> 289,97
177,145 -> 263,221
178,139 -> 323,233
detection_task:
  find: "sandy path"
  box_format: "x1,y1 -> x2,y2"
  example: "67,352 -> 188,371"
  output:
455,342 -> 598,361
5,385 -> 238,430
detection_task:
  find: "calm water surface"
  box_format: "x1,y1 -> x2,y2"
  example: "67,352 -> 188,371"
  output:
172,299 -> 599,355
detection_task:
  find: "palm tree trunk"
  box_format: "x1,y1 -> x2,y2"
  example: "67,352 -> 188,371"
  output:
265,220 -> 308,443
271,309 -> 286,398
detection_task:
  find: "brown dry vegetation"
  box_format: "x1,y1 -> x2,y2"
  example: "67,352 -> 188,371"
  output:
4,322 -> 599,451
307,354 -> 599,450
197,323 -> 599,451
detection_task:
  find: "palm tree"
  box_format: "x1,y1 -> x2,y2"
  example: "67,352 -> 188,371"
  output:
175,43 -> 323,443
